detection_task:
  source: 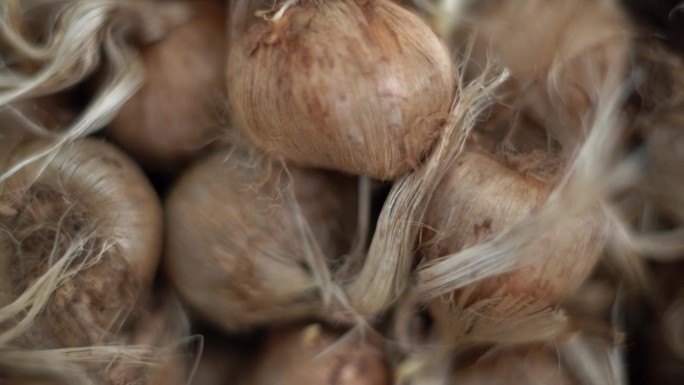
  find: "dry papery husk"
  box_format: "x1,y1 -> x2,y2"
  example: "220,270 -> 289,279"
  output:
389,48 -> 643,349
240,323 -> 390,385
0,0 -> 192,181
107,0 -> 227,173
0,138 -> 162,349
227,0 -> 455,180
166,65 -> 511,334
0,291 -> 197,385
418,143 -> 609,346
443,0 -> 632,156
164,145 -> 359,331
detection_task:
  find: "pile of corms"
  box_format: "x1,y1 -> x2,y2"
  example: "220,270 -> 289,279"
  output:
0,0 -> 683,384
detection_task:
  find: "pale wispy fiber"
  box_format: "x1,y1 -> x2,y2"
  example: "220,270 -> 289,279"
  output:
0,0 -> 191,183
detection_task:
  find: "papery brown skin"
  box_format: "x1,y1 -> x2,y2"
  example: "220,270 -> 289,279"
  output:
420,150 -> 606,328
242,324 -> 390,385
108,1 -> 226,173
450,346 -> 574,385
0,138 -> 163,348
227,0 -> 454,180
164,148 -> 357,332
461,0 -> 631,151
